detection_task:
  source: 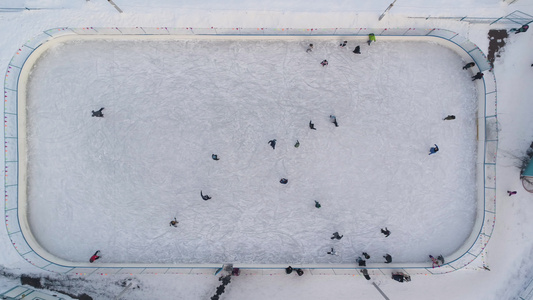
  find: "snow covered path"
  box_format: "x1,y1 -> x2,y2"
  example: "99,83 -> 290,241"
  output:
25,37 -> 478,264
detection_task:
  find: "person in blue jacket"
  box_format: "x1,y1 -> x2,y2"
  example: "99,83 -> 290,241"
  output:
429,144 -> 439,155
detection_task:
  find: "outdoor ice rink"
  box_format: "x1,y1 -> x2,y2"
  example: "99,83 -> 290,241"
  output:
25,37 -> 478,265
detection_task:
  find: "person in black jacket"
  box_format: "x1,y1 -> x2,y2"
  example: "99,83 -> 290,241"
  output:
201,191 -> 211,200
462,62 -> 475,70
268,139 -> 277,149
472,72 -> 484,81
92,107 -> 104,117
331,232 -> 343,240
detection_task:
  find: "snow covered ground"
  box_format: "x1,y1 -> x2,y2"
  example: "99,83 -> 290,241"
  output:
1,0 -> 533,299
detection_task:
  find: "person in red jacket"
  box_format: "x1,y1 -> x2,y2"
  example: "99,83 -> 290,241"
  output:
89,250 -> 100,263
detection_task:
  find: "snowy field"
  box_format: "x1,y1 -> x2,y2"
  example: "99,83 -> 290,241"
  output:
1,0 -> 533,299
25,37 -> 477,264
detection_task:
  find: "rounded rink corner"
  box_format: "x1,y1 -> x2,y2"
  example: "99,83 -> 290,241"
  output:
3,27 -> 497,276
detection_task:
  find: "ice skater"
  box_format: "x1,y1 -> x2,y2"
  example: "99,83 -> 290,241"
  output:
356,257 -> 366,266
363,252 -> 370,259
507,190 -> 517,196
212,154 -> 219,161
353,45 -> 361,54
201,191 -> 212,200
429,144 -> 439,155
443,115 -> 456,120
381,227 -> 391,237
296,269 -> 304,276
368,33 -> 376,45
89,250 -> 100,263
472,72 -> 484,81
91,107 -> 104,117
285,266 -> 293,274
309,121 -> 316,130
437,255 -> 445,265
170,217 -> 178,227
462,62 -> 475,70
510,24 -> 529,34
315,200 -> 321,208
268,139 -> 277,149
330,115 -> 338,127
384,254 -> 392,263
327,248 -> 338,255
339,40 -> 347,47
280,178 -> 288,184
320,60 -> 328,67
306,44 -> 313,53
429,255 -> 440,268
294,140 -> 300,148
331,232 -> 343,240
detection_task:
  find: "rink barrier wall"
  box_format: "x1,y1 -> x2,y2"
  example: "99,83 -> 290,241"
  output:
3,27 -> 497,276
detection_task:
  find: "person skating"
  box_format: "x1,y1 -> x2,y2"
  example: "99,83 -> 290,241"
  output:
362,252 -> 370,259
384,254 -> 392,263
296,269 -> 304,276
443,115 -> 456,120
92,107 -> 104,117
429,144 -> 439,155
294,140 -> 300,148
280,178 -> 288,184
330,115 -> 338,127
327,248 -> 338,255
320,60 -> 328,67
368,33 -> 376,45
339,40 -> 347,47
315,201 -> 321,208
212,154 -> 219,161
268,139 -> 277,149
285,266 -> 293,274
462,62 -> 475,70
89,250 -> 101,263
331,232 -> 343,240
510,24 -> 529,34
472,72 -> 484,81
309,121 -> 316,130
170,217 -> 179,227
429,255 -> 440,268
306,44 -> 313,53
507,190 -> 517,196
353,46 -> 361,54
356,257 -> 366,267
437,255 -> 445,265
381,227 -> 391,237
201,191 -> 211,200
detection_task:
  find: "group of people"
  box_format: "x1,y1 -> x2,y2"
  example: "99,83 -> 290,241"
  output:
308,35 -> 374,69
88,37 -> 469,273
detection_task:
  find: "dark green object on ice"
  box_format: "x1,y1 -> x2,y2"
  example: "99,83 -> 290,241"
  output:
315,201 -> 321,208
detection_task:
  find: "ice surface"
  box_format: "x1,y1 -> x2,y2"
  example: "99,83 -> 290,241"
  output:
25,37 -> 477,264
